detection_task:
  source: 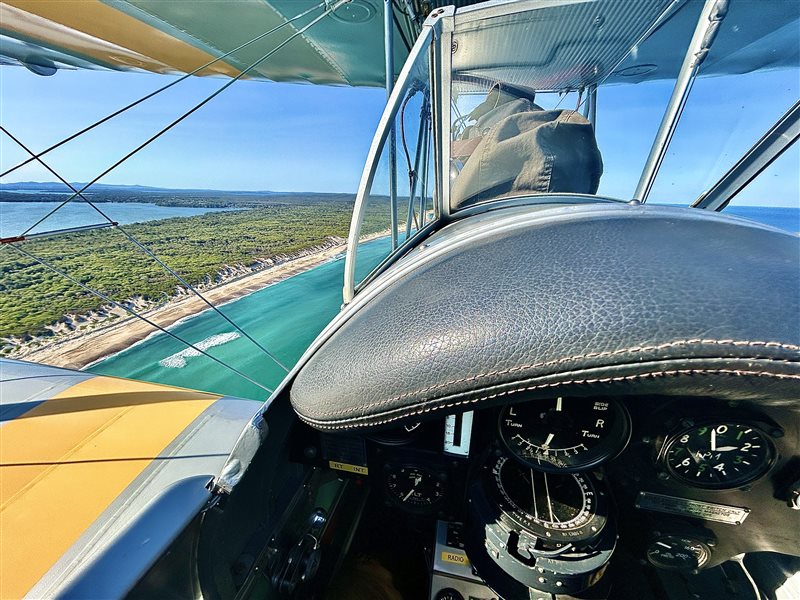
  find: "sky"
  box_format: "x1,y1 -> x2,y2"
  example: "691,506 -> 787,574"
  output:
0,66 -> 386,193
0,61 -> 797,206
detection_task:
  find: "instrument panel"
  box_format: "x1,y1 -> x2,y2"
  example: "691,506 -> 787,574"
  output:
302,393 -> 798,598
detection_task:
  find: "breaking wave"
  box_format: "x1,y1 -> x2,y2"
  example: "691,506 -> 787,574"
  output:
159,332 -> 241,368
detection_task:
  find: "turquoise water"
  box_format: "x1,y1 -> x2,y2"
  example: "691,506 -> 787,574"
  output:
89,237 -> 393,401
0,201 -> 236,237
88,205 -> 797,401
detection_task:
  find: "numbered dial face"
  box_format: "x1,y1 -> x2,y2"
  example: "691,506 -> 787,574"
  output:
664,423 -> 775,489
499,397 -> 631,472
492,456 -> 606,543
646,536 -> 711,572
386,466 -> 445,508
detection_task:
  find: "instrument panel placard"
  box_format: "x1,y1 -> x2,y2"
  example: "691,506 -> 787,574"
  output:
636,491 -> 750,525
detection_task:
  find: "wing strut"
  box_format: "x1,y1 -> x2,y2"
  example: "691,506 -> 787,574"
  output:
634,0 -> 729,202
692,100 -> 800,211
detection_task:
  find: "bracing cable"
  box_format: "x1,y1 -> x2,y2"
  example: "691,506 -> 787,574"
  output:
0,1 -> 327,179
1,126 -> 290,372
1,0 -> 347,374
9,244 -> 275,396
19,0 -> 348,238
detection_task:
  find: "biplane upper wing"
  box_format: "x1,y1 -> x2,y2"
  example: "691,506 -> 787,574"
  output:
2,1 -> 798,88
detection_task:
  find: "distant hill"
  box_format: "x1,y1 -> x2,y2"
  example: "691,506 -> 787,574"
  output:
0,181 -> 323,196
0,182 -> 356,208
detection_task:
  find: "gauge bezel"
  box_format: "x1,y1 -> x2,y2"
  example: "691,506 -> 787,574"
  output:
384,463 -> 446,512
646,535 -> 711,571
490,456 -> 608,544
661,420 -> 777,490
497,396 -> 632,473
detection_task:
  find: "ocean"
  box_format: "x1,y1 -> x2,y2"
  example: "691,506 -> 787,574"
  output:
89,237 -> 393,400
0,201 -> 236,237
88,205 -> 798,401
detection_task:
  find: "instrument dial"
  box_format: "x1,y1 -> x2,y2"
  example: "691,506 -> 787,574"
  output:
499,396 -> 631,472
386,465 -> 445,509
646,535 -> 711,572
492,456 -> 606,543
663,423 -> 775,489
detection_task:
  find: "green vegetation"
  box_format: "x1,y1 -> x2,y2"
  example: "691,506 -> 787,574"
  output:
1,195 -> 390,340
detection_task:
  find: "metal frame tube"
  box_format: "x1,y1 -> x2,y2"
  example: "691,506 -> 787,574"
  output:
405,104 -> 430,240
432,7 -> 455,220
692,100 -> 800,211
385,0 -> 399,250
343,27 -> 434,303
634,0 -> 729,202
418,113 -> 432,227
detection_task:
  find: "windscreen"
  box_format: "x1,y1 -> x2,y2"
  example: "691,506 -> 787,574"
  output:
449,0 -> 670,210
350,32 -> 435,291
448,0 -> 799,212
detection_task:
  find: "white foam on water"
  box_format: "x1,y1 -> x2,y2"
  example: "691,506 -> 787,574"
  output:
159,331 -> 241,368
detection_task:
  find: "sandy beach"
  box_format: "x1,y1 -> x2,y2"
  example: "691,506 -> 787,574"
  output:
9,233 -> 383,370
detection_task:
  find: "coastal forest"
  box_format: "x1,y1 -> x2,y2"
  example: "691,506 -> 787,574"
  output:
1,192 -> 391,345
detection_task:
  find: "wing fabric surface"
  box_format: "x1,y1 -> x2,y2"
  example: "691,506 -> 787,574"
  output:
0,0 -> 417,85
2,1 -> 797,85
0,359 -> 257,599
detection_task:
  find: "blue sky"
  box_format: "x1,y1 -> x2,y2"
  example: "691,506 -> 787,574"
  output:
0,66 -> 386,192
1,63 -> 797,206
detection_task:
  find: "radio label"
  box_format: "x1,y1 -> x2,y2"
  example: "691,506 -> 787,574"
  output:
441,551 -> 470,566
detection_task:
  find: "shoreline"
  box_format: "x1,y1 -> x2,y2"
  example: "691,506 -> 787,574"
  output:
8,232 -> 386,370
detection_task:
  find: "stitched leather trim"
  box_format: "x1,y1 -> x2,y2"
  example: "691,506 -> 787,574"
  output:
298,368 -> 800,430
313,339 -> 800,418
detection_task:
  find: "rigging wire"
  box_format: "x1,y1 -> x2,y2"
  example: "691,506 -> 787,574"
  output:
9,244 -> 275,396
0,1 -> 327,179
19,0 -> 346,239
0,126 -> 291,373
399,90 -> 421,231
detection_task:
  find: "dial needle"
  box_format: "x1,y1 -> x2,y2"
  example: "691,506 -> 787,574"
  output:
403,476 -> 422,502
530,469 -> 538,519
543,432 -> 555,448
711,428 -> 717,451
556,397 -> 563,411
544,472 -> 558,523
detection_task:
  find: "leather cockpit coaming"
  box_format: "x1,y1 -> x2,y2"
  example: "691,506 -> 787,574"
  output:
297,359 -> 800,430
289,204 -> 800,433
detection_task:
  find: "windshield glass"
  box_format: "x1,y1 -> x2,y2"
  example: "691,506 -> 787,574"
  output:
350,31 -> 434,291
448,1 -> 800,210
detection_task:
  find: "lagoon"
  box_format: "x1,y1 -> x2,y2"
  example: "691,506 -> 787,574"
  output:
0,201 -> 237,237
